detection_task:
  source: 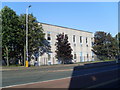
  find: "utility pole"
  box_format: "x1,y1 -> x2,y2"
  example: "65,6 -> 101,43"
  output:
26,5 -> 31,67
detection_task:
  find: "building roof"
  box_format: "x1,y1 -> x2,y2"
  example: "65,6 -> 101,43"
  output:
39,22 -> 93,34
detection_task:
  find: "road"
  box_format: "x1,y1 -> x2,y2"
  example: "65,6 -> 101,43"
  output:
2,62 -> 120,88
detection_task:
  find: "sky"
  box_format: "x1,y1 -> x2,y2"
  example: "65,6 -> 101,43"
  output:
2,2 -> 118,36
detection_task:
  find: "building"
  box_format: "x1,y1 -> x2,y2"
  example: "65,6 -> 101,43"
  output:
31,23 -> 94,66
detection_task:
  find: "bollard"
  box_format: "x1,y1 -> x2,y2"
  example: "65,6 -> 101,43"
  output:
26,60 -> 28,67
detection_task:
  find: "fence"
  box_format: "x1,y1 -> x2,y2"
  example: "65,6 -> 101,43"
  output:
30,56 -> 96,66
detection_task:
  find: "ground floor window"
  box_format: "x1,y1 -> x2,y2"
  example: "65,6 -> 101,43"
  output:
74,53 -> 77,59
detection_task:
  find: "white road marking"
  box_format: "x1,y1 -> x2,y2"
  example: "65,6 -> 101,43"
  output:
2,67 -> 120,88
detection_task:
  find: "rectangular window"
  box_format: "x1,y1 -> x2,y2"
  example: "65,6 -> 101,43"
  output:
47,33 -> 51,40
74,53 -> 76,59
86,37 -> 88,43
92,52 -> 94,58
80,36 -> 82,43
80,52 -> 82,62
48,54 -> 51,61
73,35 -> 75,42
91,38 -> 94,46
87,53 -> 89,58
92,42 -> 94,46
74,44 -> 76,47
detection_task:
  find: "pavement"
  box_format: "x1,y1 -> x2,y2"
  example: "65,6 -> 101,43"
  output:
1,60 -> 118,71
3,67 -> 120,88
1,63 -> 83,71
1,61 -> 120,88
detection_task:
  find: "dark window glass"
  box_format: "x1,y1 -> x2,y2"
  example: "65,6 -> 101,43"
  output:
80,36 -> 82,43
47,33 -> 51,40
74,54 -> 76,59
73,35 -> 75,42
87,53 -> 89,58
86,37 -> 88,43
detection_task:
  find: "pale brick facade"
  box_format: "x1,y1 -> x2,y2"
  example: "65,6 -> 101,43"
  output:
34,23 -> 94,66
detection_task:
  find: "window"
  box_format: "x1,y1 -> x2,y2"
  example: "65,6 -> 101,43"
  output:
74,53 -> 76,59
92,42 -> 94,46
87,53 -> 89,58
80,36 -> 82,43
73,35 -> 75,42
92,52 -> 94,58
80,52 -> 83,62
86,37 -> 88,43
47,33 -> 51,40
48,54 -> 51,61
91,38 -> 94,46
74,44 -> 76,47
48,41 -> 51,46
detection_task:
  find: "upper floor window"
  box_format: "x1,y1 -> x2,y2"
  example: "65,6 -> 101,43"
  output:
47,33 -> 51,40
73,35 -> 75,42
86,37 -> 88,43
80,36 -> 82,43
47,32 -> 51,40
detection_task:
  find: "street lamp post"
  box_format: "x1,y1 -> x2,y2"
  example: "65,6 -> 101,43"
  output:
26,5 -> 31,67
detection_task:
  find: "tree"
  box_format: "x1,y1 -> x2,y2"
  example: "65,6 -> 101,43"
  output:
55,33 -> 73,64
1,6 -> 21,66
1,6 -> 47,66
92,31 -> 107,60
105,33 -> 117,60
92,31 -> 117,60
19,14 -> 46,64
115,32 -> 120,60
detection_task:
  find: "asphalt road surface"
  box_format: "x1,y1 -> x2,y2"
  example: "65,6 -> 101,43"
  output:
2,62 -> 120,88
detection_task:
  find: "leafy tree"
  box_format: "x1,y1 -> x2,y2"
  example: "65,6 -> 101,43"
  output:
92,31 -> 117,60
105,33 -> 117,59
19,14 -> 47,64
92,31 -> 107,60
55,33 -> 73,64
1,6 -> 21,66
39,39 -> 51,56
115,32 -> 120,60
1,6 -> 48,66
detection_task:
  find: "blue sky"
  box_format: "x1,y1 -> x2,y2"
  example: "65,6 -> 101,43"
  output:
2,2 -> 118,36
